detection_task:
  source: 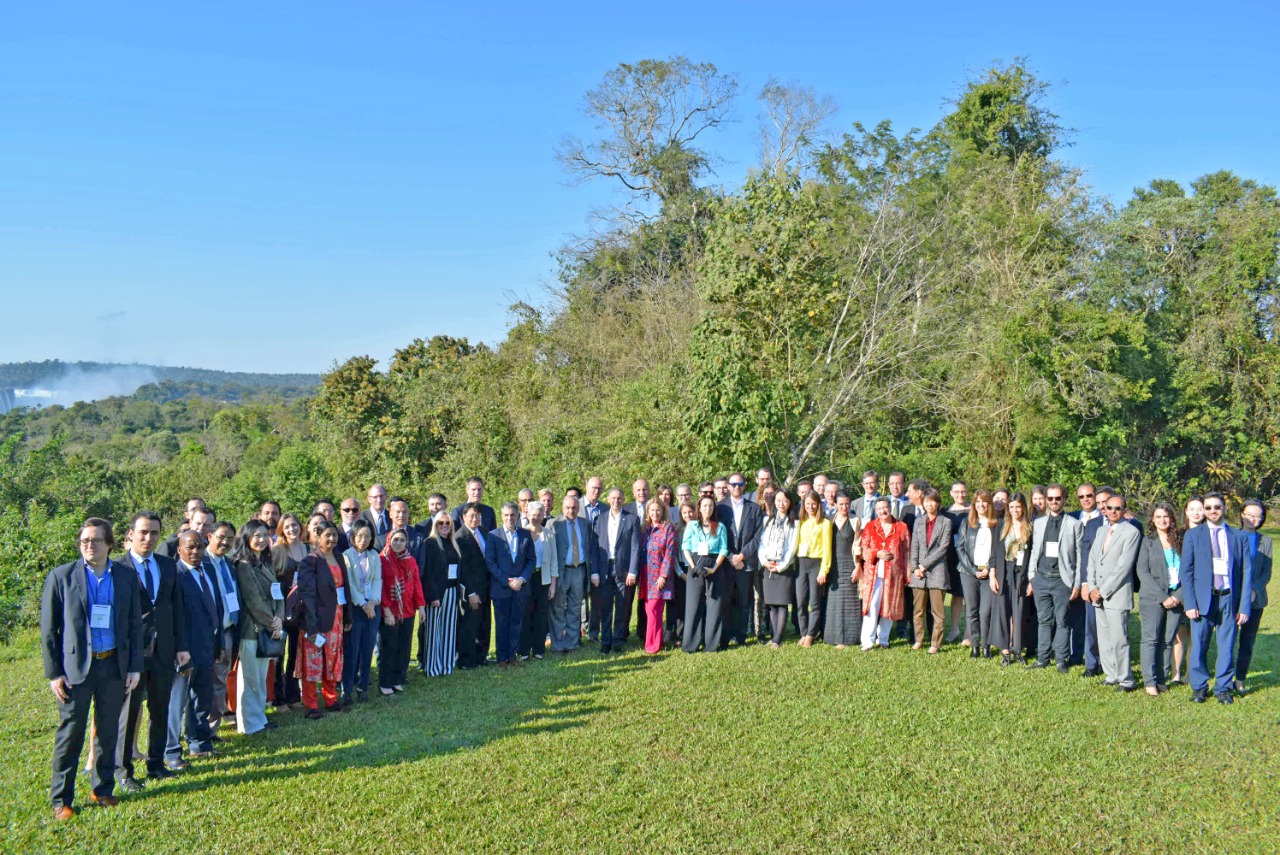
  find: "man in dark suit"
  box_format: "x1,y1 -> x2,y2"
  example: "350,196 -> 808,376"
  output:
415,493 -> 447,533
591,487 -> 641,653
202,522 -> 241,731
580,476 -> 606,641
165,531 -> 222,769
339,497 -> 362,542
718,473 -> 764,645
360,483 -> 391,537
1182,491 -> 1254,704
451,478 -> 496,662
42,518 -> 143,819
625,478 -> 652,640
157,504 -> 213,559
454,503 -> 491,669
484,502 -> 536,666
114,512 -> 187,793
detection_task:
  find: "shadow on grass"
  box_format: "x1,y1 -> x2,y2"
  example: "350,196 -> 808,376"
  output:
125,647 -> 651,799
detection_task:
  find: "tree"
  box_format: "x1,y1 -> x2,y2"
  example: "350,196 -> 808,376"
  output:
558,57 -> 739,213
757,79 -> 837,174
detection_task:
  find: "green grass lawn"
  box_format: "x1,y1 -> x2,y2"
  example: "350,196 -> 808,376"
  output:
2,606 -> 1277,853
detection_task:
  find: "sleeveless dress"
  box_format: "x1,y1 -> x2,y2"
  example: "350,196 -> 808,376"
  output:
824,518 -> 862,645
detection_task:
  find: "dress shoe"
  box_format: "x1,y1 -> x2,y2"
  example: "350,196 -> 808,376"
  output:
188,749 -> 219,759
1056,663 -> 1070,674
1216,693 -> 1234,705
305,708 -> 323,719
1117,684 -> 1137,693
1026,661 -> 1050,669
53,805 -> 76,820
119,777 -> 145,793
496,660 -> 510,668
969,645 -> 981,659
164,760 -> 189,773
148,766 -> 176,780
89,793 -> 119,807
1081,668 -> 1102,678
981,647 -> 993,659
1191,689 -> 1207,703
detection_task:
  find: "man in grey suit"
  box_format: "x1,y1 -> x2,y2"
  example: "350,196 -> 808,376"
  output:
1027,484 -> 1084,672
41,518 -> 143,818
850,471 -> 881,523
550,495 -> 593,652
1083,495 -> 1141,691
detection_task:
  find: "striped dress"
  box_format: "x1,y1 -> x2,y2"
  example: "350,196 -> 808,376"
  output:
824,517 -> 862,645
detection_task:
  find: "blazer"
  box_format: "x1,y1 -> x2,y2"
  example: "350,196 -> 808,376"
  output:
1079,516 -> 1141,585
1181,523 -> 1253,618
553,516 -> 594,575
1028,513 -> 1084,588
122,551 -> 185,665
450,502 -> 496,534
908,512 -> 952,589
530,525 -> 561,586
850,495 -> 882,522
717,499 -> 765,570
359,507 -> 392,535
1135,535 -> 1183,608
236,557 -> 286,638
296,552 -> 351,637
175,561 -> 223,668
1250,533 -> 1273,609
956,521 -> 1006,579
594,509 -> 641,580
421,536 -> 461,603
342,548 -> 383,608
454,526 -> 491,600
41,559 -> 144,684
1083,520 -> 1142,606
484,527 -> 536,599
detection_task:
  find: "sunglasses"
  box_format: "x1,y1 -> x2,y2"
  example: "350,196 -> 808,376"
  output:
1047,496 -> 1064,502
729,482 -> 745,488
1204,504 -> 1224,511
341,507 -> 359,513
1105,504 -> 1124,511
1078,493 -> 1094,499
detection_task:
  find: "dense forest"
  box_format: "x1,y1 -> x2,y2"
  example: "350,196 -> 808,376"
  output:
1,59 -> 1277,639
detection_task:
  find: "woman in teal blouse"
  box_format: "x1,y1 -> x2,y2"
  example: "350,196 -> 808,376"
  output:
680,497 -> 728,653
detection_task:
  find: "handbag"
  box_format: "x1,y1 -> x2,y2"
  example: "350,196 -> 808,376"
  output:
256,629 -> 285,659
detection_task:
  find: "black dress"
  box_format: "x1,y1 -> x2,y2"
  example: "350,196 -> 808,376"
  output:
824,518 -> 862,645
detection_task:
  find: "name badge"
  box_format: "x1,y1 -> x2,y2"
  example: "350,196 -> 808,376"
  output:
90,603 -> 112,629
314,634 -> 326,648
447,564 -> 458,580
336,586 -> 347,606
698,543 -> 711,556
223,592 -> 239,614
270,582 -> 284,601
1045,541 -> 1060,559
1213,557 -> 1228,576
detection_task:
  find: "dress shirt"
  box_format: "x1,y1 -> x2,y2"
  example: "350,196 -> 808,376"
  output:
211,555 -> 238,629
731,498 -> 745,534
608,511 -> 622,561
129,550 -> 159,602
85,563 -> 116,653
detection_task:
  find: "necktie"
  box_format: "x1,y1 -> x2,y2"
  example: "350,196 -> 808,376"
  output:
197,568 -> 215,616
217,558 -> 239,622
1102,523 -> 1114,555
142,557 -> 156,602
570,522 -> 580,565
1212,527 -> 1226,590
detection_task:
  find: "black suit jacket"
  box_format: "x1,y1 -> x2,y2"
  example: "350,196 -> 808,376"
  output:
450,503 -> 496,534
41,559 -> 144,683
176,561 -> 223,668
359,508 -> 392,536
121,552 -> 186,665
296,552 -> 350,636
155,533 -> 180,559
593,509 -> 641,581
454,527 -> 491,599
717,500 -> 765,570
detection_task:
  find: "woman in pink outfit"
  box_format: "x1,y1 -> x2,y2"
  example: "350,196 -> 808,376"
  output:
640,499 -> 678,653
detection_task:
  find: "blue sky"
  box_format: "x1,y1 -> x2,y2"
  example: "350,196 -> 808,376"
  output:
2,1 -> 1276,374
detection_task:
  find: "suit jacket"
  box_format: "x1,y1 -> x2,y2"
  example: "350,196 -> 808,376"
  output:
296,552 -> 351,636
175,561 -> 223,668
454,526 -> 491,600
1027,513 -> 1084,589
1251,533 -> 1273,609
484,527 -> 536,600
851,494 -> 882,522
908,512 -> 951,589
553,516 -> 594,575
122,552 -> 185,664
1136,535 -> 1182,608
359,508 -> 392,536
593,509 -> 641,581
450,502 -> 496,534
41,559 -> 144,683
1181,523 -> 1253,618
1084,519 -> 1141,605
155,534 -> 180,559
203,555 -> 242,654
717,499 -> 765,571
899,502 -> 922,532
421,536 -> 462,603
956,521 -> 1006,579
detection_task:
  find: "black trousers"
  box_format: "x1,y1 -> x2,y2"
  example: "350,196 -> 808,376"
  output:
475,592 -> 493,662
664,573 -> 686,646
1237,606 -> 1265,683
456,600 -> 483,668
769,605 -> 789,645
595,575 -> 628,648
1034,575 -> 1073,665
587,565 -> 600,641
517,577 -> 551,657
274,627 -> 302,704
117,658 -> 174,779
379,619 -> 414,688
52,656 -> 124,808
682,567 -> 725,653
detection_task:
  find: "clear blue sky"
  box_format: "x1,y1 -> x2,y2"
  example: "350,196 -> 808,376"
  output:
2,1 -> 1277,374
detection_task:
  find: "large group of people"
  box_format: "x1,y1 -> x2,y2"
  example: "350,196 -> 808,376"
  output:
39,469 -> 1272,820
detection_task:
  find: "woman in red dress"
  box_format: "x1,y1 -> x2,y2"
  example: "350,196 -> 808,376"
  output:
858,498 -> 910,650
295,521 -> 350,719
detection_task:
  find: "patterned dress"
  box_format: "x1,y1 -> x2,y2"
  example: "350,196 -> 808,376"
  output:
296,561 -> 344,683
824,517 -> 863,645
643,523 -> 678,600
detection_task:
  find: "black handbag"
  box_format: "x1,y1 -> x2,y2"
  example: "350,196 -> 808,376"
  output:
256,629 -> 285,659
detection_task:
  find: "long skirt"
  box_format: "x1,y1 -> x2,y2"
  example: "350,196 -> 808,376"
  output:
425,587 -> 459,676
824,566 -> 862,646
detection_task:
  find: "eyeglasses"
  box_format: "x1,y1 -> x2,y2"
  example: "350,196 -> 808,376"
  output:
1046,496 -> 1064,502
1104,504 -> 1124,511
1204,504 -> 1224,511
79,537 -> 106,546
341,507 -> 358,513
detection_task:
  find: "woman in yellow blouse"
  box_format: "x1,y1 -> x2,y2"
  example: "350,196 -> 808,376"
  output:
795,492 -> 832,647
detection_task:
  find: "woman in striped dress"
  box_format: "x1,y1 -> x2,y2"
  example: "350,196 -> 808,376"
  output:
824,493 -> 863,648
421,511 -> 462,677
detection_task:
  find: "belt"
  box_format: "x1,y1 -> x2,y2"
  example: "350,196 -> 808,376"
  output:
564,563 -> 585,569
93,649 -> 117,660
1214,588 -> 1232,596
